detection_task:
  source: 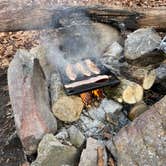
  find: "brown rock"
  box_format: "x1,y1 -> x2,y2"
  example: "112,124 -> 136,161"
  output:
107,96 -> 166,166
52,95 -> 83,122
8,50 -> 57,155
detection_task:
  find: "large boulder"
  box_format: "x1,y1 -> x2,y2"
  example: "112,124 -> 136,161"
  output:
107,96 -> 166,166
8,50 -> 57,155
124,28 -> 161,60
31,134 -> 78,166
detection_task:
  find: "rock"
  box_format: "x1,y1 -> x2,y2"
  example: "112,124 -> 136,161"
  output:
155,63 -> 166,91
67,125 -> 85,148
30,45 -> 53,81
107,96 -> 166,166
101,42 -> 127,74
88,99 -> 123,122
79,137 -> 107,166
128,101 -> 148,120
156,63 -> 166,82
55,128 -> 69,140
124,28 -> 161,60
52,95 -> 84,122
78,113 -> 105,138
31,134 -> 78,166
50,72 -> 64,105
8,50 -> 57,155
159,35 -> 166,53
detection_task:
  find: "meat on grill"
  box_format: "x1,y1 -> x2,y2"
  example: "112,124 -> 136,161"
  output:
76,62 -> 91,76
85,59 -> 100,75
65,75 -> 109,88
65,64 -> 77,81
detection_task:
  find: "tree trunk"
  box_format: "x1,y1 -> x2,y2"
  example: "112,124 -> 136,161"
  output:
0,1 -> 165,32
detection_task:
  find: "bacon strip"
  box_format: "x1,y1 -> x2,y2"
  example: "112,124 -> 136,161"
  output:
85,59 -> 100,75
65,64 -> 77,81
64,75 -> 109,88
76,62 -> 91,76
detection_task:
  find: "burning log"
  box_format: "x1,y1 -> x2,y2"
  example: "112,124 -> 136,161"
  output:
121,65 -> 157,90
104,78 -> 143,104
0,2 -> 165,32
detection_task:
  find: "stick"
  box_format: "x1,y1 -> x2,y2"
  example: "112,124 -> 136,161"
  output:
97,146 -> 104,166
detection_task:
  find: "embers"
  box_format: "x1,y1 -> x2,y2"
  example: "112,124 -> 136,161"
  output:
80,89 -> 104,108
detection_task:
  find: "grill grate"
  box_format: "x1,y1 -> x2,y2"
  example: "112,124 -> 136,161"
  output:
58,58 -> 120,95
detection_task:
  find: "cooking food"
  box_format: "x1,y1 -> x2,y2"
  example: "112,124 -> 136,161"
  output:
65,64 -> 77,81
65,75 -> 109,88
85,59 -> 100,75
76,62 -> 91,76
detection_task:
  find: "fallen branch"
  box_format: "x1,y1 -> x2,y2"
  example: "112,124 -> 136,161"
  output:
0,1 -> 165,32
97,146 -> 104,166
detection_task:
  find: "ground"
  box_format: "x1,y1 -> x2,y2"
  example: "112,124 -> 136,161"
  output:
0,1 -> 165,166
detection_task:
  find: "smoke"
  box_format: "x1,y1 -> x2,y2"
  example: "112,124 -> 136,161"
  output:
40,18 -> 102,72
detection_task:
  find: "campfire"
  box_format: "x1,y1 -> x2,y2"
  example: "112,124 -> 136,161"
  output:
6,4 -> 166,166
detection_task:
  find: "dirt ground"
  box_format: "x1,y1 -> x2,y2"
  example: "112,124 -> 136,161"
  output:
0,1 -> 165,166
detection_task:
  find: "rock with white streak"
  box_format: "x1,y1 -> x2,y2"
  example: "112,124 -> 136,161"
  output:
8,50 -> 57,155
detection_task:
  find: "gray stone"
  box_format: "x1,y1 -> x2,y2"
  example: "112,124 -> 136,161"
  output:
106,96 -> 166,166
101,42 -> 126,73
55,128 -> 69,140
88,99 -> 123,122
159,35 -> 166,53
79,137 -> 107,166
78,114 -> 105,138
124,28 -> 161,60
155,63 -> 166,91
156,63 -> 166,81
31,134 -> 78,166
52,95 -> 84,122
8,50 -> 57,155
50,72 -> 64,105
67,126 -> 85,148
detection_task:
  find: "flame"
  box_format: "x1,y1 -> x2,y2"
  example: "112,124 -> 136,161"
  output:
92,89 -> 104,100
80,89 -> 104,106
80,92 -> 92,106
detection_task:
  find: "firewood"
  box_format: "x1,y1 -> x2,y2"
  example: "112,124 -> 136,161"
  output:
143,70 -> 156,90
97,146 -> 104,166
104,78 -> 143,104
0,2 -> 165,32
121,65 -> 156,90
128,101 -> 148,120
